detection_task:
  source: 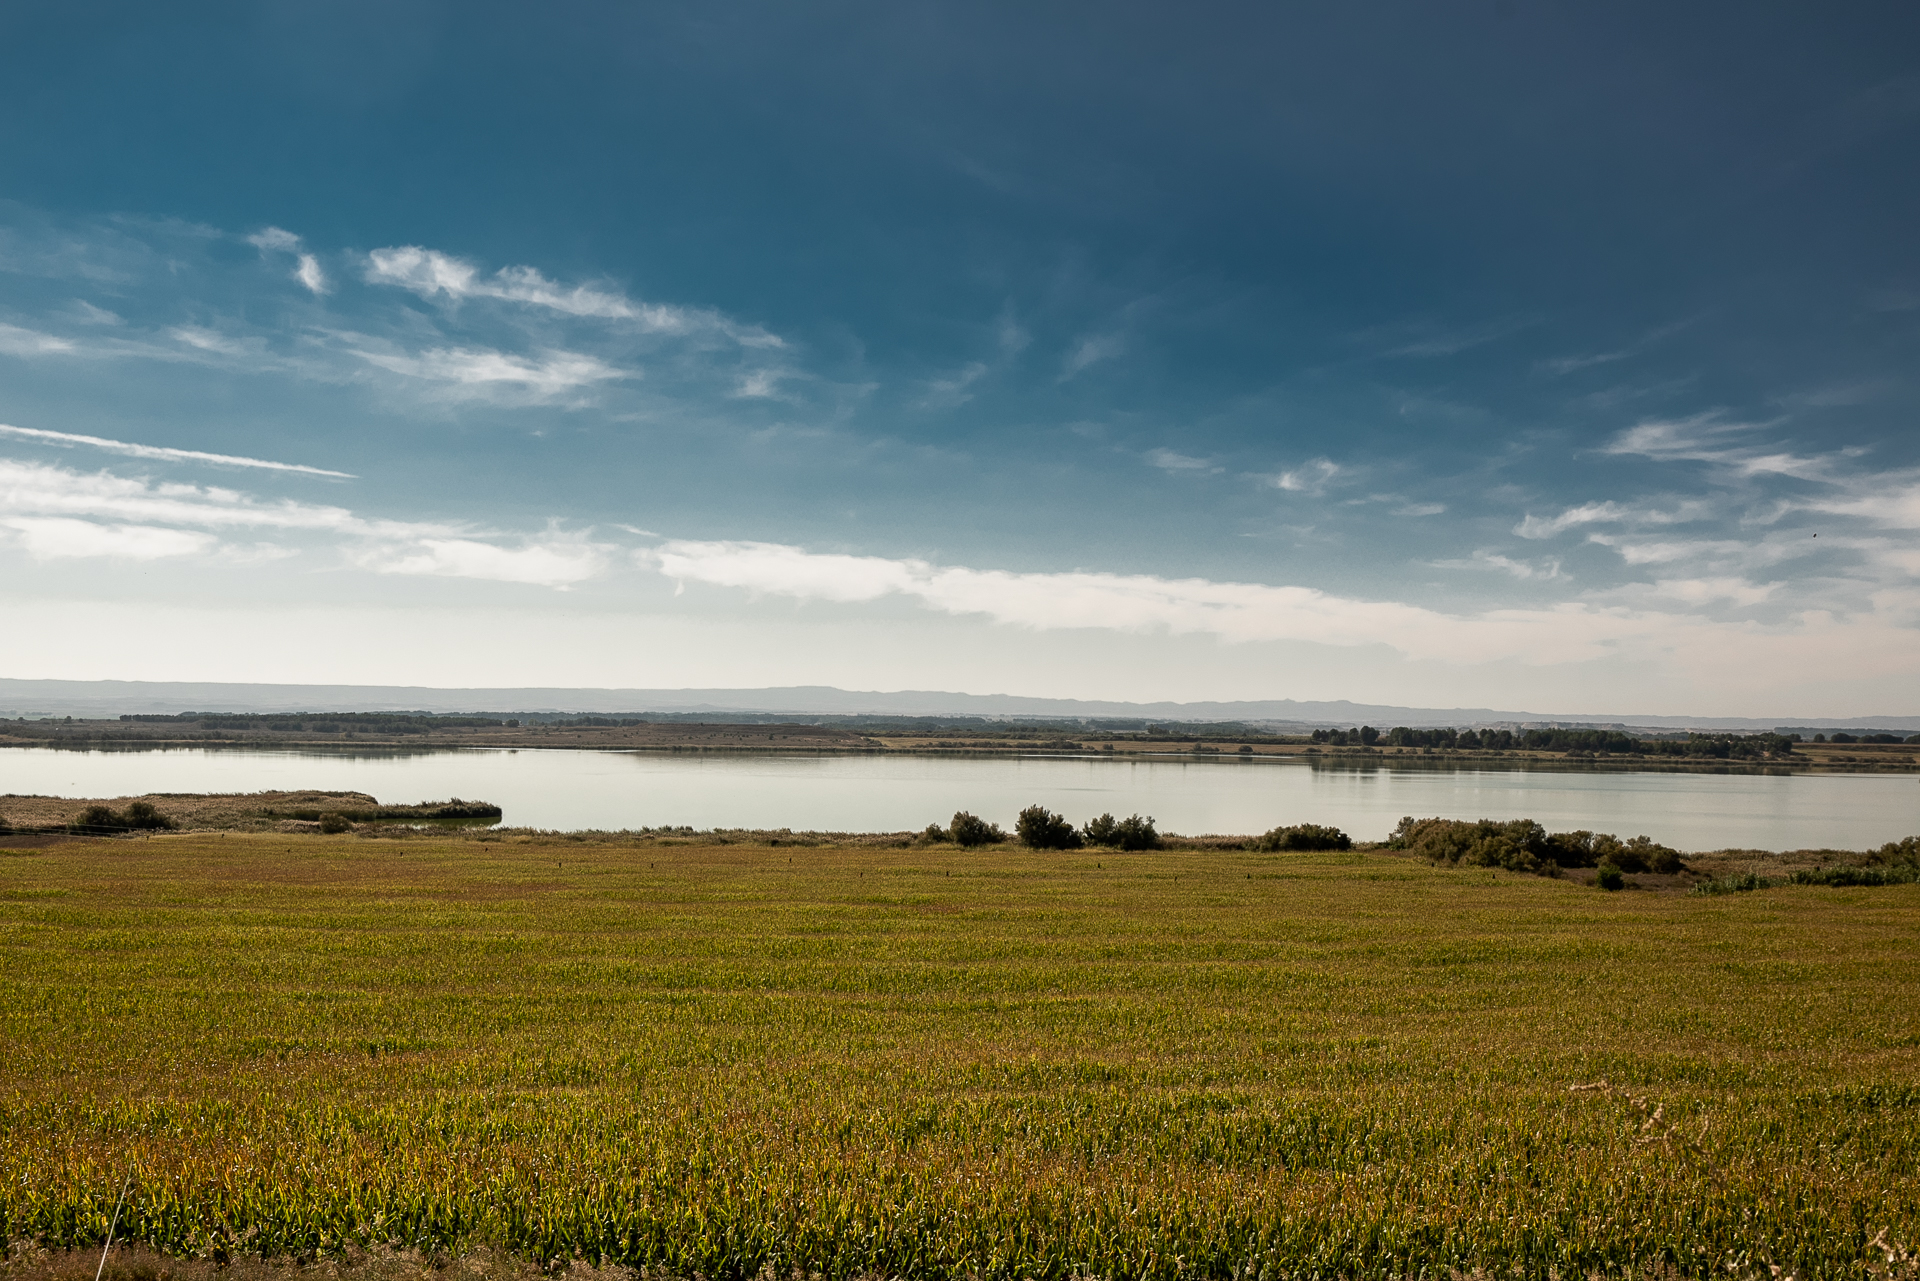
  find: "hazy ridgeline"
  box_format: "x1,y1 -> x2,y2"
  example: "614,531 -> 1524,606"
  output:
1,837 -> 1916,1279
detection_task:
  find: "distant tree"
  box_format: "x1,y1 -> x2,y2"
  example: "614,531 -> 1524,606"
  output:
919,822 -> 951,844
72,805 -> 127,834
948,811 -> 1004,846
1358,725 -> 1379,745
318,812 -> 353,834
1016,805 -> 1082,849
1595,864 -> 1626,891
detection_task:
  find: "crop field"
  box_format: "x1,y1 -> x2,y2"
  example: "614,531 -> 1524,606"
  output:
1,835 -> 1917,1280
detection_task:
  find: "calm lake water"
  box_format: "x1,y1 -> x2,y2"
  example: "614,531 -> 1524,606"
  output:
4,746 -> 1917,851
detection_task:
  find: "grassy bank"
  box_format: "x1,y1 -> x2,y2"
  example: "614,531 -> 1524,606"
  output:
2,835 -> 1916,1278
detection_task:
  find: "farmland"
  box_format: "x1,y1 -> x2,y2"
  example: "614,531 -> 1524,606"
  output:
1,835 -> 1917,1279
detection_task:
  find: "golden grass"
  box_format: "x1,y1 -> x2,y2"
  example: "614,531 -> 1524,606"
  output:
1,835 -> 1916,1279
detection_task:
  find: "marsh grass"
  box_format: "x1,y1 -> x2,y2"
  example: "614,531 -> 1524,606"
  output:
0,836 -> 1915,1279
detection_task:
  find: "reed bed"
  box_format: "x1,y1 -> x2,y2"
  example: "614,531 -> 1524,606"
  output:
1,836 -> 1916,1279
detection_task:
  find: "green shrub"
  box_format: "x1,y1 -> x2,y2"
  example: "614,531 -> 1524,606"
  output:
1081,812 -> 1161,850
1251,822 -> 1351,851
122,801 -> 175,831
918,823 -> 950,844
1015,805 -> 1081,850
1869,835 -> 1919,868
1391,816 -> 1551,872
1544,830 -> 1683,872
1790,864 -> 1920,887
1595,863 -> 1625,891
317,813 -> 353,835
1393,817 -> 1684,875
947,812 -> 1004,847
1690,872 -> 1777,896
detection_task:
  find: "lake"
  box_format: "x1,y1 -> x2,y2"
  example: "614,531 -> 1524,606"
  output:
3,745 -> 1917,851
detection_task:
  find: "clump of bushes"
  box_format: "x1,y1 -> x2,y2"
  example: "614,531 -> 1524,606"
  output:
947,811 -> 1005,846
1791,864 -> 1920,887
1389,816 -> 1683,877
69,801 -> 175,834
1251,823 -> 1351,852
317,812 -> 354,834
1691,872 -> 1777,896
1595,864 -> 1626,891
1016,805 -> 1082,849
1082,812 -> 1161,850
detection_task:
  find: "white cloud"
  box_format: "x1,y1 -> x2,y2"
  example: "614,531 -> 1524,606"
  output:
344,343 -> 629,399
0,324 -> 77,357
1604,413 -> 1843,481
247,227 -> 303,253
1430,550 -> 1563,580
1146,447 -> 1218,474
363,246 -> 783,347
295,254 -> 328,294
350,536 -> 609,588
1646,577 -> 1780,607
69,301 -> 124,326
732,369 -> 788,400
645,537 -> 1706,665
0,457 -> 612,589
1061,333 -> 1124,379
1802,474 -> 1920,529
1540,351 -> 1629,375
169,325 -> 251,356
919,361 -> 988,408
1,516 -> 216,561
1393,502 -> 1447,517
1515,499 -> 1710,539
0,423 -> 354,478
1273,458 -> 1340,493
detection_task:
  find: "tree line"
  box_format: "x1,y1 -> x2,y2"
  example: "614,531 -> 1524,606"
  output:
1310,726 -> 1801,758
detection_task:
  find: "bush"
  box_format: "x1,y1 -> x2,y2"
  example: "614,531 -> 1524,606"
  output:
1083,813 -> 1160,850
1392,816 -> 1683,875
1251,823 -> 1351,852
1016,805 -> 1082,850
70,802 -> 176,834
1690,872 -> 1777,896
317,812 -> 353,834
1869,835 -> 1919,868
1595,864 -> 1625,891
1545,830 -> 1683,873
918,823 -> 950,844
948,811 -> 1004,847
1390,816 -> 1551,872
1790,864 -> 1920,887
122,801 -> 174,831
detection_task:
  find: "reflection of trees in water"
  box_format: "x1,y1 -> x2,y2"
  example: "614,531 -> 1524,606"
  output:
1303,757 -> 1794,778
28,743 -> 483,763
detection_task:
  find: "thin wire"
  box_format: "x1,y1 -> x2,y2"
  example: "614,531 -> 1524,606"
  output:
94,1175 -> 130,1281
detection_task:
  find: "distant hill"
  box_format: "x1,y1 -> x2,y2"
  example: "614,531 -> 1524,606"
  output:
2,678 -> 1916,734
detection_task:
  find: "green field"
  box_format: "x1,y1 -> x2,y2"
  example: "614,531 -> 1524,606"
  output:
2,835 -> 1917,1279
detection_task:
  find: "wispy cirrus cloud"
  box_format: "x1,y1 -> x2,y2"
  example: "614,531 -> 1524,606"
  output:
0,423 -> 354,478
0,323 -> 78,357
0,456 -> 607,587
1272,458 -> 1340,493
1145,447 -> 1218,474
1060,332 -> 1124,380
364,246 -> 784,347
339,340 -> 629,400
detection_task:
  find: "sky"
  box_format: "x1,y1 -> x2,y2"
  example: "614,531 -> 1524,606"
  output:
1,0 -> 1918,716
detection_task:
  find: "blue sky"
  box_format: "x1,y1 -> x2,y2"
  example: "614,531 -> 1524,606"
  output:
2,1 -> 1917,714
